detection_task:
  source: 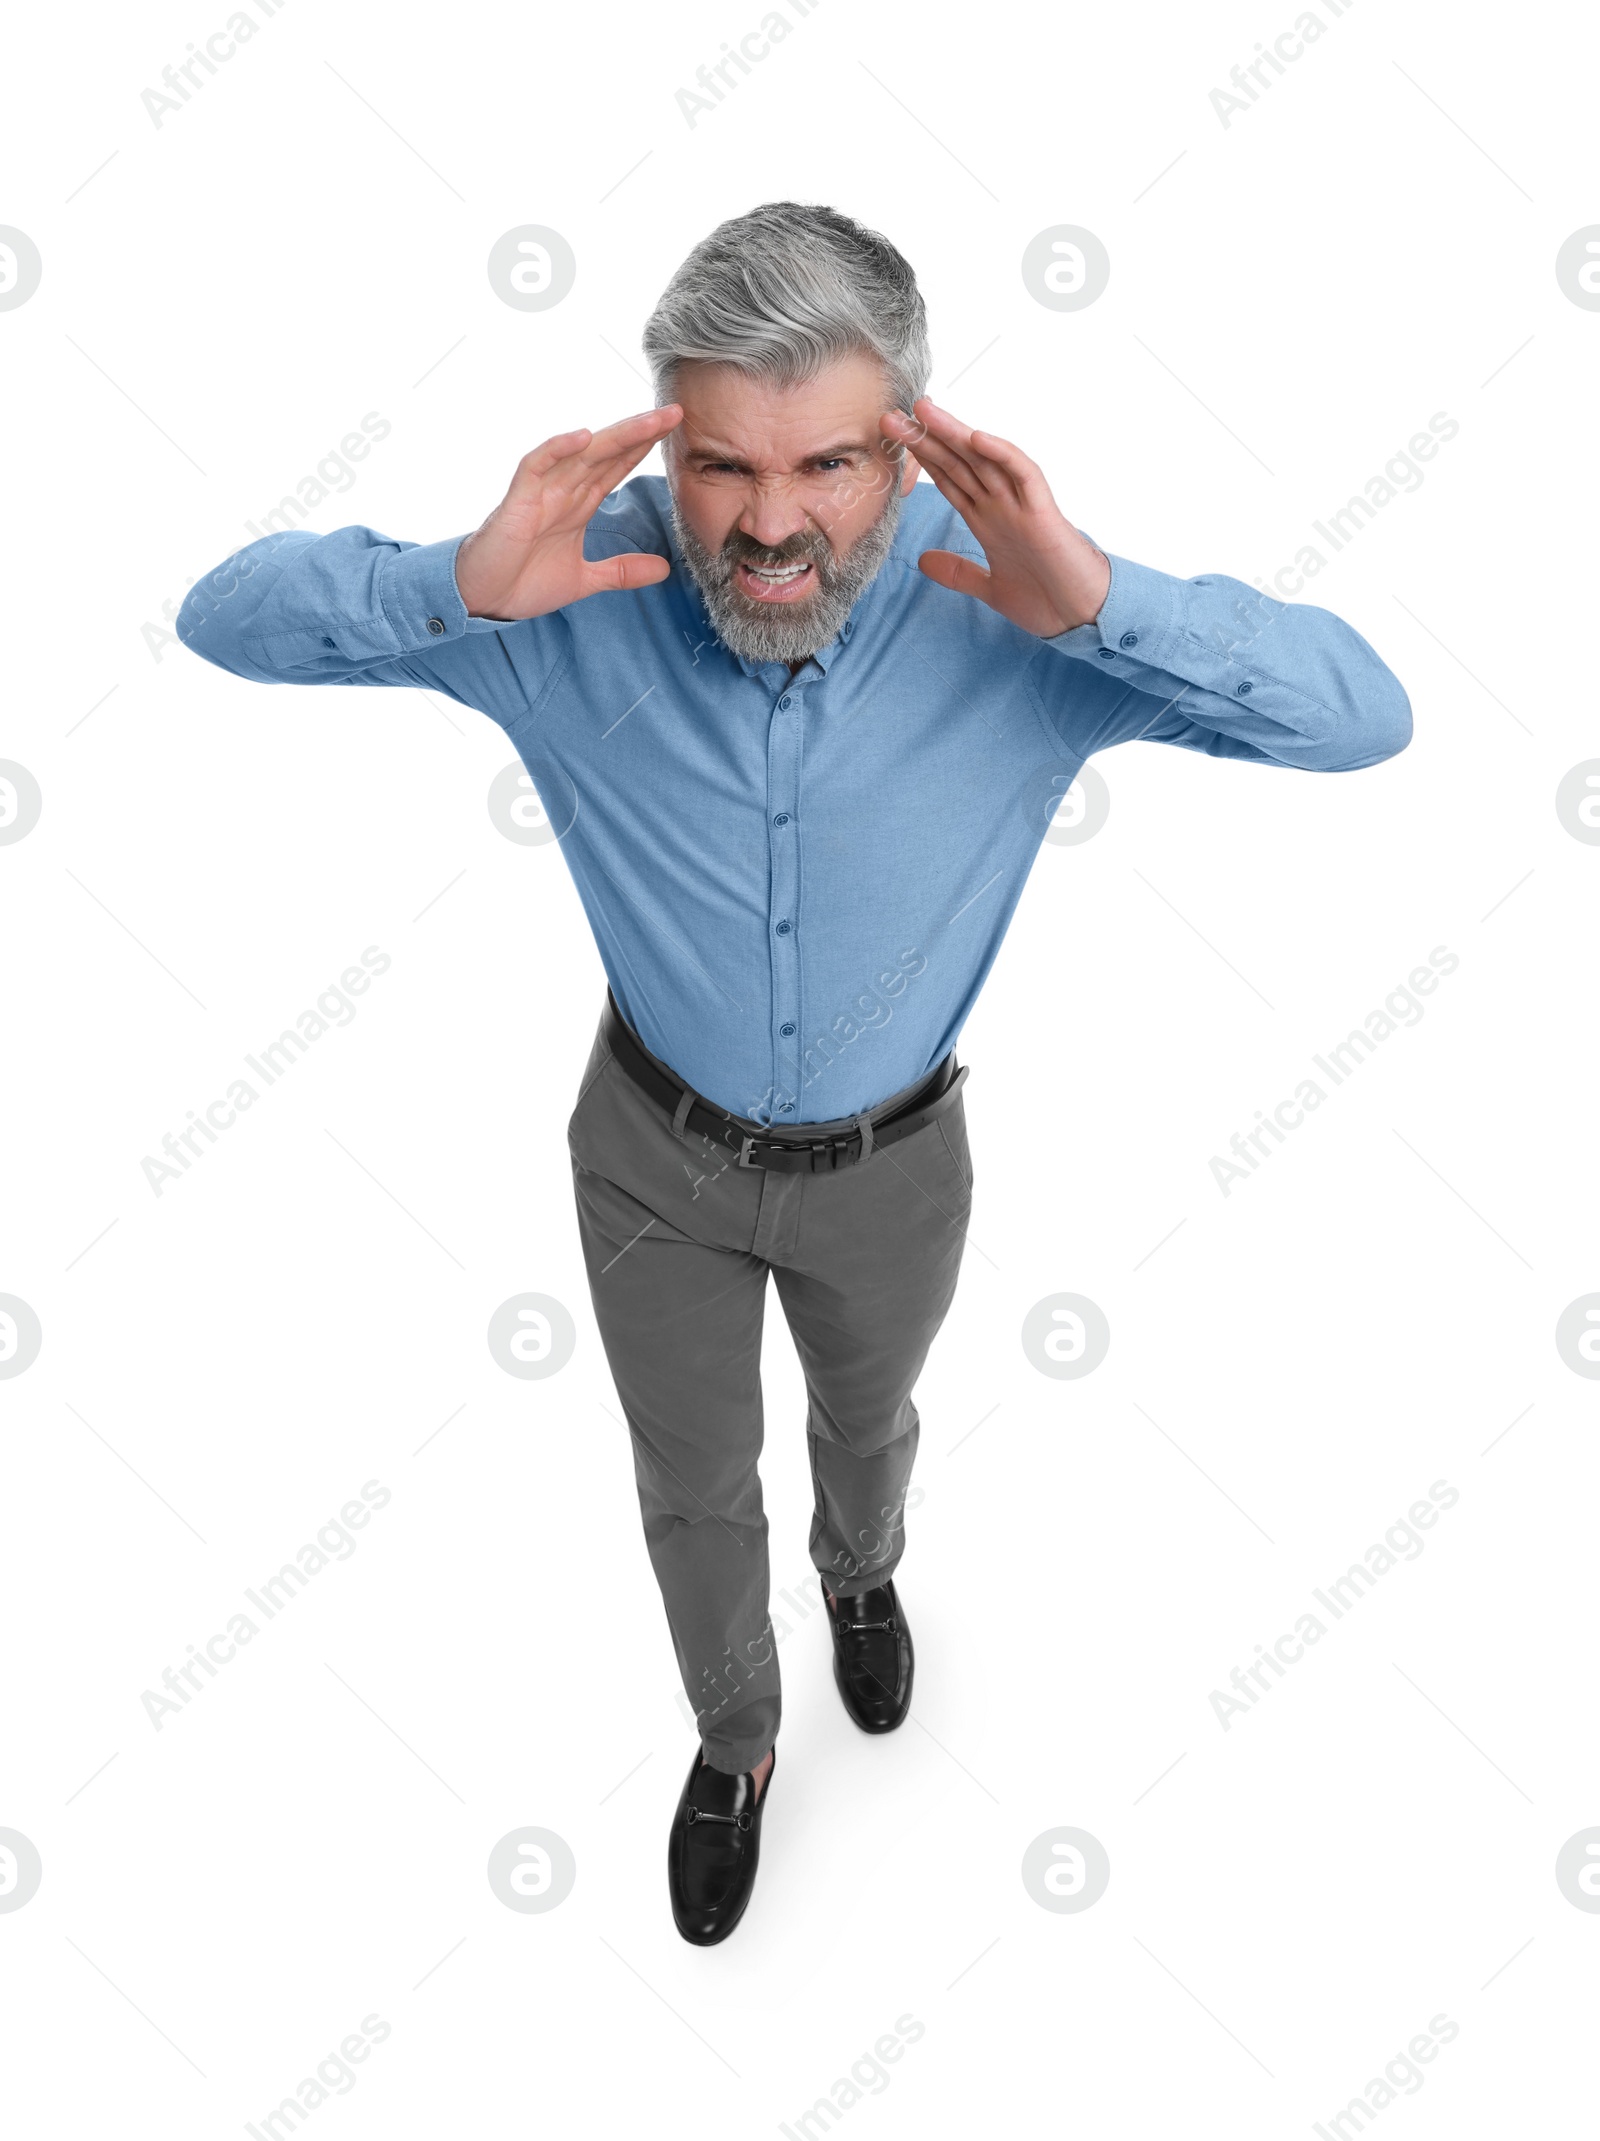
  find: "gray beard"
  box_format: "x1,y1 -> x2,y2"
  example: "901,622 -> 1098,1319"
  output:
669,480 -> 905,665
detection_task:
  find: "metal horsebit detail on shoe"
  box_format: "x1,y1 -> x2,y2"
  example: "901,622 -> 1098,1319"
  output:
685,1807 -> 753,1829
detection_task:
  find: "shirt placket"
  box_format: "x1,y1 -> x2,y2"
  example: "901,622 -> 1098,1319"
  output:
765,679 -> 804,1121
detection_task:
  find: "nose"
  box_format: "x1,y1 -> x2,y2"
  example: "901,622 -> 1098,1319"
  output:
736,479 -> 812,554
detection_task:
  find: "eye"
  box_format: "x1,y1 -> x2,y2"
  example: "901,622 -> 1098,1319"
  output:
812,458 -> 847,472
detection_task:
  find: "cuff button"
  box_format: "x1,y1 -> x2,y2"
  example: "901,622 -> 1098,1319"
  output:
1119,632 -> 1138,648
426,616 -> 446,636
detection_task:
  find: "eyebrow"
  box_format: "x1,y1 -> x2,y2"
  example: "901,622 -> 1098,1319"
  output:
681,438 -> 877,468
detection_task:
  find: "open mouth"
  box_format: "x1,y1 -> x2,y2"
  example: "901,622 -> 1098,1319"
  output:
735,558 -> 817,604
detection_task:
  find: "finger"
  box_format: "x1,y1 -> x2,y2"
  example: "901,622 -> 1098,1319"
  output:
573,403 -> 683,473
902,442 -> 983,519
873,413 -> 922,481
579,551 -> 673,597
904,399 -> 1005,496
563,407 -> 686,512
912,458 -> 989,524
509,428 -> 595,493
566,437 -> 673,516
880,407 -> 927,452
509,407 -> 680,500
963,425 -> 1050,509
885,405 -> 990,499
918,550 -> 995,605
511,441 -> 669,550
917,403 -> 1042,509
883,414 -> 982,510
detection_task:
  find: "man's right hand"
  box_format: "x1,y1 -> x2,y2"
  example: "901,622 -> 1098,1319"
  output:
454,405 -> 683,621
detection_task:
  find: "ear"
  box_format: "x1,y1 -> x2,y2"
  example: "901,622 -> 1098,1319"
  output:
898,448 -> 921,496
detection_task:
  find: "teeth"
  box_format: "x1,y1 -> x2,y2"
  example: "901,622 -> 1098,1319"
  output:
748,562 -> 808,581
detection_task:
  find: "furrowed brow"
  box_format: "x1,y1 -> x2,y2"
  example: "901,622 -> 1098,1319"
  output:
682,438 -> 877,470
798,440 -> 875,464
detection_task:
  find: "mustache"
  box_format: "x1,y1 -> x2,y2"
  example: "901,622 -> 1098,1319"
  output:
668,479 -> 904,665
720,529 -> 834,573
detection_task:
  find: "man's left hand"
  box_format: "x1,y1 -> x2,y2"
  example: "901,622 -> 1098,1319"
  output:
881,399 -> 1112,638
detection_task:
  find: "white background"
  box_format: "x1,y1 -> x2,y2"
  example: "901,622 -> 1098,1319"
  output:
3,0 -> 1597,2133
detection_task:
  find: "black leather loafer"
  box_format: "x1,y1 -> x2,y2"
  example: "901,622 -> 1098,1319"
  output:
667,1745 -> 774,1946
824,1576 -> 914,1733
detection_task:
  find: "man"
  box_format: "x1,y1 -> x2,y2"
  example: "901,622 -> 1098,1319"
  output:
179,201 -> 1411,1946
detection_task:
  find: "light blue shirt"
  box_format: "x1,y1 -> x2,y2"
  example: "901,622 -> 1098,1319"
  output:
179,476 -> 1410,1123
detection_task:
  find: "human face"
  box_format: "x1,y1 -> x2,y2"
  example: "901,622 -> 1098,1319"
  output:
665,351 -> 919,663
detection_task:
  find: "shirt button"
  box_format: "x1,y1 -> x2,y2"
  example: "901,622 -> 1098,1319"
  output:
775,919 -> 792,935
1120,632 -> 1139,648
773,812 -> 789,826
1097,646 -> 1116,660
841,620 -> 853,638
778,694 -> 792,710
777,1101 -> 795,1113
1236,681 -> 1253,695
425,617 -> 446,636
780,1022 -> 796,1036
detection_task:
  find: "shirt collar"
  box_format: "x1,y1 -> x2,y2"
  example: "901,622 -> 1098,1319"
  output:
731,617 -> 853,682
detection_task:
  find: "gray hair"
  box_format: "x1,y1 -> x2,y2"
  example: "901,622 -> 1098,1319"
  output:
642,201 -> 931,417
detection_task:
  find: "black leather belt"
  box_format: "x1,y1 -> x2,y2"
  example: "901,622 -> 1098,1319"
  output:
602,992 -> 968,1173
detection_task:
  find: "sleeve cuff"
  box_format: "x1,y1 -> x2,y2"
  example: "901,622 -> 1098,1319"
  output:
377,535 -> 506,648
1039,548 -> 1182,670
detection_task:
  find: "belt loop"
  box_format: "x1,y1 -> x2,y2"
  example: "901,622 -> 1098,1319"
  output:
671,1087 -> 694,1141
855,1111 -> 874,1162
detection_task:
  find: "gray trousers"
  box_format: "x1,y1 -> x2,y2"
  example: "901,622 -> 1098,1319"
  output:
567,1005 -> 975,1774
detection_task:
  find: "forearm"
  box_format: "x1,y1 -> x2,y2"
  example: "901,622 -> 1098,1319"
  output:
1041,550 -> 1413,771
176,525 -> 487,685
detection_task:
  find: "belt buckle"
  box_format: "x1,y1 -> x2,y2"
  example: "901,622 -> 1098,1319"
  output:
737,1129 -> 855,1172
